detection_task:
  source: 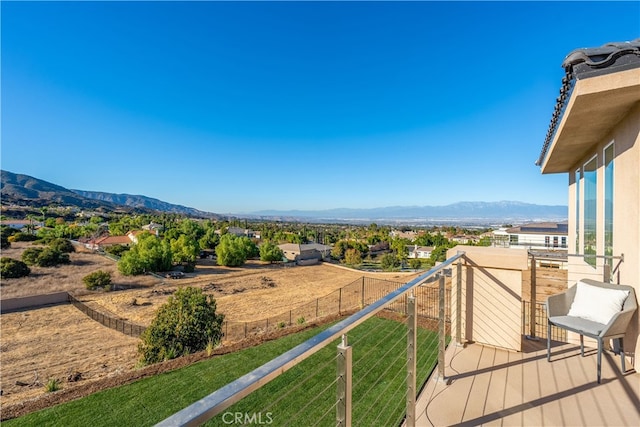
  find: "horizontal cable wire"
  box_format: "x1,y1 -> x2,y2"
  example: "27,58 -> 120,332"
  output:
284,377 -> 339,427
352,320 -> 407,389
364,356 -> 410,424
259,353 -> 339,414
353,340 -> 408,408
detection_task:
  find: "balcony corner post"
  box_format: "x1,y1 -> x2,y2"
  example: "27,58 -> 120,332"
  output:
406,292 -> 417,427
337,334 -> 352,427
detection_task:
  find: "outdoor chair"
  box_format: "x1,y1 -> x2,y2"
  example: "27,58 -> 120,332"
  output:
546,278 -> 637,383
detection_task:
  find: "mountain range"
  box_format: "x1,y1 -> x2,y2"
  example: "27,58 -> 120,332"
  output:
1,170 -> 567,224
1,170 -> 216,217
248,201 -> 568,224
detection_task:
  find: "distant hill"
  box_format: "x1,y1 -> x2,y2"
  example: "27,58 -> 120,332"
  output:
71,190 -> 215,218
1,170 -> 119,210
1,170 -> 217,218
250,201 -> 568,224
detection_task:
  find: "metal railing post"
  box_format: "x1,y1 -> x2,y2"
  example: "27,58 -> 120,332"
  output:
456,257 -> 462,346
406,293 -> 416,427
436,273 -> 446,382
337,334 -> 352,427
527,254 -> 538,340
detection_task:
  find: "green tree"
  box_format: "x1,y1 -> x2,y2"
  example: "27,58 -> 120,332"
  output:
171,234 -> 200,265
380,253 -> 401,271
344,248 -> 362,266
331,240 -> 349,259
138,287 -> 224,364
215,234 -> 249,267
259,242 -> 284,263
199,228 -> 220,250
239,237 -> 259,259
118,233 -> 172,275
1,257 -> 31,279
408,258 -> 422,270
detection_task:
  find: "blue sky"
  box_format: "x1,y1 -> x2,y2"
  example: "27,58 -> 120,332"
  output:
2,1 -> 639,214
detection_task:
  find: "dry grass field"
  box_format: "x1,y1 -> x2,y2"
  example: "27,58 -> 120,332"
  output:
1,243 -> 419,411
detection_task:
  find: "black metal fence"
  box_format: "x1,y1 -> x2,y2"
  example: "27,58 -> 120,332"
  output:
222,277 -> 451,342
68,294 -> 146,338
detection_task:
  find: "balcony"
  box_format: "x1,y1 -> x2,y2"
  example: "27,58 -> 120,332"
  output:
416,338 -> 640,426
157,247 -> 638,426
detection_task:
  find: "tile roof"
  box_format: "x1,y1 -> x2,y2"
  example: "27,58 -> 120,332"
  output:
536,39 -> 640,167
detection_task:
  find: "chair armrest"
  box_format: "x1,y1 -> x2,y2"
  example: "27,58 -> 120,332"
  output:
546,292 -> 572,317
601,306 -> 637,337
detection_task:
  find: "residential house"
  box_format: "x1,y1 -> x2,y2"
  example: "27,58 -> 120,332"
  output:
278,243 -> 331,265
406,245 -> 434,259
449,234 -> 480,245
389,230 -> 418,241
216,226 -> 257,238
493,222 -> 569,251
536,39 -> 640,364
141,222 -> 163,234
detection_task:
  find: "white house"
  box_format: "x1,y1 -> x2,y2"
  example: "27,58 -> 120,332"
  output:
407,245 -> 434,259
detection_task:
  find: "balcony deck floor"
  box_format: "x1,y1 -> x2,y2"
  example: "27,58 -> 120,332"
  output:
415,338 -> 640,426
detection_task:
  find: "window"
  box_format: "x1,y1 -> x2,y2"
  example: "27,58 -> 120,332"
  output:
583,156 -> 597,266
509,235 -> 518,246
561,237 -> 567,248
553,236 -> 558,248
604,143 -> 614,268
545,236 -> 550,247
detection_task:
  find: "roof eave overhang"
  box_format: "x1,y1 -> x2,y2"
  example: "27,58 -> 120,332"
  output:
540,67 -> 640,174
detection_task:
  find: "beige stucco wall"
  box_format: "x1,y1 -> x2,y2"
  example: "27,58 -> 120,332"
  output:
566,102 -> 640,364
448,246 -> 527,352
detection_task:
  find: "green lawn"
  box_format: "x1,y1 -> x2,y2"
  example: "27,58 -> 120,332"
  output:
6,316 -> 441,427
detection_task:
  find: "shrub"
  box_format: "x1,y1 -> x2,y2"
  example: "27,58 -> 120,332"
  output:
1,234 -> 10,249
45,378 -> 61,393
9,232 -> 38,242
1,257 -> 31,279
36,248 -> 70,267
21,247 -> 70,267
277,321 -> 286,329
104,244 -> 129,257
21,247 -> 44,266
296,316 -> 305,325
49,238 -> 75,253
83,270 -> 113,291
138,287 -> 224,364
408,259 -> 422,270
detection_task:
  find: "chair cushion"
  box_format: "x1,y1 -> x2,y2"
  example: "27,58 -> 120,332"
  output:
549,315 -> 605,337
567,281 -> 629,325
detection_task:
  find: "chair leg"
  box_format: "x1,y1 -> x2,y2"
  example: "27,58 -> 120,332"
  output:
620,338 -> 625,373
580,335 -> 584,357
547,322 -> 551,362
597,338 -> 602,384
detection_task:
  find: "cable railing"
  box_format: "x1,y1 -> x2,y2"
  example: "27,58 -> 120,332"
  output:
156,252 -> 465,427
154,246 -> 626,426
